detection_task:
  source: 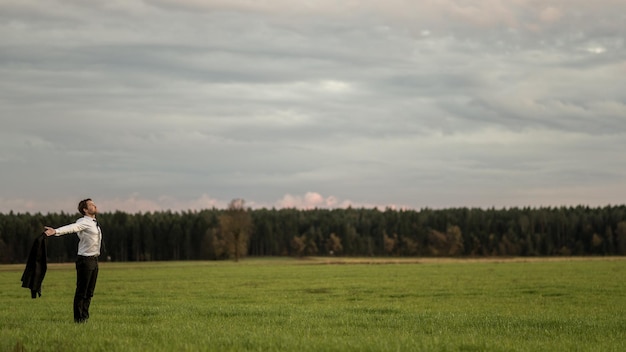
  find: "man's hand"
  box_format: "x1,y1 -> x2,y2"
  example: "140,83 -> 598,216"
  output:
44,227 -> 56,236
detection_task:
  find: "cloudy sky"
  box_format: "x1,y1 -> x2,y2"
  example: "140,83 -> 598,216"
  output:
1,0 -> 625,214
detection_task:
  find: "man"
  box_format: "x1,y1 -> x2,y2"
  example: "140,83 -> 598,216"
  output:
44,198 -> 103,323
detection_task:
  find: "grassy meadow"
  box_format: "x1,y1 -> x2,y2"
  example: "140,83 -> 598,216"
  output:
1,257 -> 625,351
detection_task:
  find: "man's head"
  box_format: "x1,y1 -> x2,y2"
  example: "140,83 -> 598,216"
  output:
78,198 -> 97,216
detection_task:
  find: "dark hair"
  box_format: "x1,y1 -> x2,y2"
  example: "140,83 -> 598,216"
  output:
78,198 -> 92,215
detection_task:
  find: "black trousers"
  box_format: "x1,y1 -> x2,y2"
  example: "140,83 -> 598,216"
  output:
74,256 -> 98,323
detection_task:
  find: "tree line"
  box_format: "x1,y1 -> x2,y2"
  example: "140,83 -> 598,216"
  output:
1,202 -> 626,264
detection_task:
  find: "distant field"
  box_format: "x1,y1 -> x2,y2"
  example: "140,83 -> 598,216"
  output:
1,257 -> 625,351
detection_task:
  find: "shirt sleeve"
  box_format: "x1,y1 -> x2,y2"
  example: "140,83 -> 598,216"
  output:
55,220 -> 90,236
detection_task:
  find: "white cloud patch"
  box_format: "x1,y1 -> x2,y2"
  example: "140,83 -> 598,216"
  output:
585,46 -> 606,54
319,80 -> 352,94
276,192 -> 339,209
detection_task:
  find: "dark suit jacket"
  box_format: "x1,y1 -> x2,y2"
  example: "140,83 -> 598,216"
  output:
21,233 -> 48,298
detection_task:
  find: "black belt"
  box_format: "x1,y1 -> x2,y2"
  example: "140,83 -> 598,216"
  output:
78,254 -> 99,258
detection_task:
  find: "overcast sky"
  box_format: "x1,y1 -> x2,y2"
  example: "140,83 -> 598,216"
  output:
1,0 -> 625,214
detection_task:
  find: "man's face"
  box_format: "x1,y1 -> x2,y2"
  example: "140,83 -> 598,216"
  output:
84,200 -> 98,216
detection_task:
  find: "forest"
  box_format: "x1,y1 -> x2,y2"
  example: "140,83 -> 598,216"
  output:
1,203 -> 626,264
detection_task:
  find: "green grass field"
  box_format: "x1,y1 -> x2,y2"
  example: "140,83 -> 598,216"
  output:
1,257 -> 625,352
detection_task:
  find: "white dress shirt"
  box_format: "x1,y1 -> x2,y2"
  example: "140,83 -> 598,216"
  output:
54,216 -> 102,257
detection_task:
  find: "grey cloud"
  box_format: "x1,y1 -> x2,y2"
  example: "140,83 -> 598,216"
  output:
1,1 -> 625,212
